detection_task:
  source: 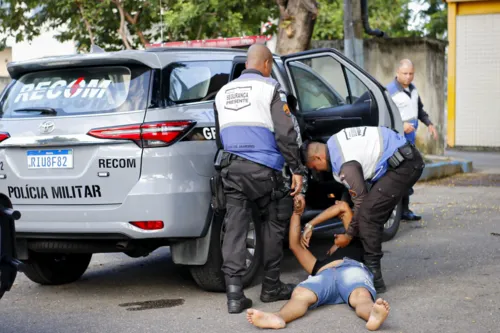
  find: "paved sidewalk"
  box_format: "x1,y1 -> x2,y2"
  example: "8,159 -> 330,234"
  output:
446,150 -> 500,174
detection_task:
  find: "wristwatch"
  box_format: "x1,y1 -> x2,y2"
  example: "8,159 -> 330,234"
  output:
305,223 -> 313,230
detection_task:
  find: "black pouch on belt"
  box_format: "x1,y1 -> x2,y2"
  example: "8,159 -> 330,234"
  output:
388,149 -> 405,168
398,142 -> 415,160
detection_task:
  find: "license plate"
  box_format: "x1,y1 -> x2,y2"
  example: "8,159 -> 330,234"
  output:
27,149 -> 74,169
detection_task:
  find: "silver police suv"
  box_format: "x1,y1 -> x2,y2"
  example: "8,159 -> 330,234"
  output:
0,46 -> 403,291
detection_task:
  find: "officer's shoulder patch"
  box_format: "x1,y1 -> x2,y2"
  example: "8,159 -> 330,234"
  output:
283,103 -> 291,116
279,91 -> 288,102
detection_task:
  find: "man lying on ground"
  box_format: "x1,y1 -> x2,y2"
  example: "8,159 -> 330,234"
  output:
247,196 -> 390,331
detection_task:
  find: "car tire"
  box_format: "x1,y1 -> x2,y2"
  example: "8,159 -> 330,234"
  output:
22,252 -> 92,285
382,199 -> 403,242
190,211 -> 263,292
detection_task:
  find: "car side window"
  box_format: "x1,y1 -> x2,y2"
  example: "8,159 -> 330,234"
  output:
287,56 -> 370,113
164,61 -> 232,105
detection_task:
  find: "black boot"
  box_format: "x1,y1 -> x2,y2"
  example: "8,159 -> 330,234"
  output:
225,276 -> 252,314
402,193 -> 421,221
260,270 -> 296,303
364,258 -> 387,294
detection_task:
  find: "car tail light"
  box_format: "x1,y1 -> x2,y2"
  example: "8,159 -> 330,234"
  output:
0,132 -> 10,143
130,221 -> 164,230
87,121 -> 196,148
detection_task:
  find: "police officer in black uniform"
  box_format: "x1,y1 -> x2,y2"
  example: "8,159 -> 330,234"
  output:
301,126 -> 425,293
214,44 -> 306,314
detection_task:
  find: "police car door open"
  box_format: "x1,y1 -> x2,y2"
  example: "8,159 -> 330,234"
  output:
281,49 -> 401,134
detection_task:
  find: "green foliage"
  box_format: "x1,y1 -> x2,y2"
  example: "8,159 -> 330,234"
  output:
416,0 -> 447,39
163,0 -> 277,41
0,0 -> 447,53
313,0 -> 447,41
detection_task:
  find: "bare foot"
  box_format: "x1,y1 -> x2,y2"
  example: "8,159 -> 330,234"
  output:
246,309 -> 286,329
366,298 -> 390,331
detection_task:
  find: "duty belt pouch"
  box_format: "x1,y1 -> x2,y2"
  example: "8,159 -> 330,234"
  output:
210,170 -> 226,215
398,143 -> 415,160
388,150 -> 405,168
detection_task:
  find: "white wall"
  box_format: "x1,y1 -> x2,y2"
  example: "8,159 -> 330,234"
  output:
455,13 -> 500,148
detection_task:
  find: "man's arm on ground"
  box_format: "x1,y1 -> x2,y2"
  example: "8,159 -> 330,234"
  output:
289,213 -> 316,275
307,201 -> 350,229
339,161 -> 367,238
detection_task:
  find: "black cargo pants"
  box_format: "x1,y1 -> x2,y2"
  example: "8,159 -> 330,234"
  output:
219,155 -> 287,279
357,144 -> 425,262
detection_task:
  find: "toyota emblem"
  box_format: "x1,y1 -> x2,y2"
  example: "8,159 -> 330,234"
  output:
39,121 -> 55,134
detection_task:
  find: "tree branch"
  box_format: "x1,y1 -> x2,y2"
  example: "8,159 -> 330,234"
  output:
111,0 -> 132,49
76,0 -> 95,45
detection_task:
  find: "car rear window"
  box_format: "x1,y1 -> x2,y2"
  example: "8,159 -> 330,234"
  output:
0,65 -> 151,118
166,61 -> 232,105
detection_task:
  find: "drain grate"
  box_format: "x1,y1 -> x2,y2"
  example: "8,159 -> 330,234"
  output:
426,173 -> 500,187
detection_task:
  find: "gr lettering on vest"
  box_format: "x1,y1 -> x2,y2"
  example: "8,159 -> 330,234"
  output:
98,158 -> 136,169
7,185 -> 102,199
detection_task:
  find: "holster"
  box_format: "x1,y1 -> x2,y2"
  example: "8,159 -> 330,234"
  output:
211,149 -> 229,215
272,173 -> 293,221
210,170 -> 226,215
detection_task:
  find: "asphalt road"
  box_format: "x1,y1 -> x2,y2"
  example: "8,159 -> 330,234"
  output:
1,179 -> 500,333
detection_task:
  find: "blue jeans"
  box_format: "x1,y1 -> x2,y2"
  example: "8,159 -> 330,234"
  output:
297,258 -> 376,309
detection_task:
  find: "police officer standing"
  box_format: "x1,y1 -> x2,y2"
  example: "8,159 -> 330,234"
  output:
301,126 -> 425,293
387,59 -> 438,221
214,44 -> 306,314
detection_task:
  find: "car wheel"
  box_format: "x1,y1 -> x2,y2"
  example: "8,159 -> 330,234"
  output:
22,252 -> 92,285
189,211 -> 262,292
382,199 -> 403,242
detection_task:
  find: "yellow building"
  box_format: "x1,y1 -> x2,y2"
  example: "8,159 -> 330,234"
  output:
447,0 -> 500,149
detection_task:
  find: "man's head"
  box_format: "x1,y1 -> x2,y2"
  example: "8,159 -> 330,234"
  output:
396,59 -> 414,88
245,44 -> 273,77
302,141 -> 329,172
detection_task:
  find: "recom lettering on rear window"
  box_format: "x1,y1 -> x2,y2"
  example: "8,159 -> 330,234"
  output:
0,65 -> 151,118
14,79 -> 112,103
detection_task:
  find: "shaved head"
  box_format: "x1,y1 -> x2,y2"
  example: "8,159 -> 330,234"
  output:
245,44 -> 273,77
396,58 -> 415,88
303,141 -> 329,171
398,59 -> 414,70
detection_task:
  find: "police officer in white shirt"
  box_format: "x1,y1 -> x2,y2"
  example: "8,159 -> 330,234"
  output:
387,59 -> 437,221
214,44 -> 306,314
302,126 -> 425,293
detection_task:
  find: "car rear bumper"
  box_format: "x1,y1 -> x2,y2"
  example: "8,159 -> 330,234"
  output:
14,190 -> 212,239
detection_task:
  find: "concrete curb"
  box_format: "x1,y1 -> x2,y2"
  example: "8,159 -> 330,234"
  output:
418,155 -> 473,182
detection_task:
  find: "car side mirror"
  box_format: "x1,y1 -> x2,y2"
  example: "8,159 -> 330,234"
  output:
0,204 -> 22,300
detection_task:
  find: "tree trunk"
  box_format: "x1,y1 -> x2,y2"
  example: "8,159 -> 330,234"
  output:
125,8 -> 149,46
112,0 -> 132,49
76,1 -> 94,45
276,0 -> 318,55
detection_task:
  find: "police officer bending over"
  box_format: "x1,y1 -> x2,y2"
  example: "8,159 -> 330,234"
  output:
214,44 -> 306,314
301,126 -> 425,293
